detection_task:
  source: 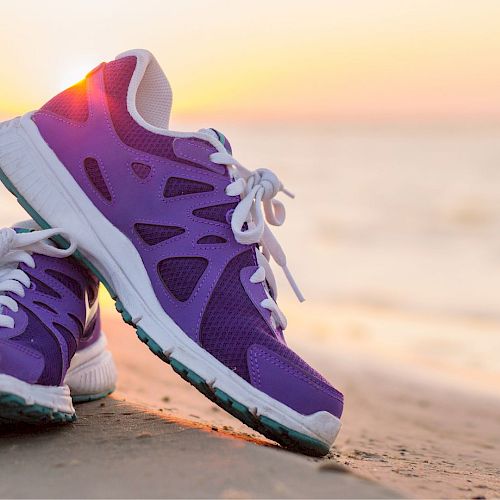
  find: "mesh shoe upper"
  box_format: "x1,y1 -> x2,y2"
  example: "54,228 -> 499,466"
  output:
32,51 -> 343,417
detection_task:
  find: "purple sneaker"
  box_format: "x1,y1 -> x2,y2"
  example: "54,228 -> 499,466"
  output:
0,49 -> 342,452
0,222 -> 116,423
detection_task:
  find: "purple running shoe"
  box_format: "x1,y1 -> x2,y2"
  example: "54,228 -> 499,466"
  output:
0,50 -> 342,452
0,221 -> 116,423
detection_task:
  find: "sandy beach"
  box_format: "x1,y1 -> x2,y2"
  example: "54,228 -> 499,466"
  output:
0,396 -> 399,499
2,308 -> 497,498
101,308 -> 500,499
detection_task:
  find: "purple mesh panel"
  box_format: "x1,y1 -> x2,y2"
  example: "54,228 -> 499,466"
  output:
40,79 -> 89,122
131,162 -> 151,180
193,202 -> 237,224
53,323 -> 78,365
158,257 -> 208,302
135,223 -> 185,246
163,177 -> 214,198
33,301 -> 57,315
200,250 -> 333,388
12,305 -> 62,385
27,274 -> 61,299
197,235 -> 227,244
84,157 -> 112,201
46,269 -> 83,299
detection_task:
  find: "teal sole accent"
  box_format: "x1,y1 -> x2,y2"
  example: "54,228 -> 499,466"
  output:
134,324 -> 329,456
0,166 -> 330,456
72,388 -> 115,404
0,391 -> 76,424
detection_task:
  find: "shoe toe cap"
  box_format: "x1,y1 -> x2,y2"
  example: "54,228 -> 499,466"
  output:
247,344 -> 343,419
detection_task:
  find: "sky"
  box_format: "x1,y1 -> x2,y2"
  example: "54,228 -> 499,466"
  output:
1,0 -> 500,123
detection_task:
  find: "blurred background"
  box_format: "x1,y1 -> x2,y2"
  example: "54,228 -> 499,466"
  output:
0,1 -> 499,397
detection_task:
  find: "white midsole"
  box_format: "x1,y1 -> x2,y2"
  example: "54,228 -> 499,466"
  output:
65,332 -> 117,397
0,375 -> 74,414
0,114 -> 341,446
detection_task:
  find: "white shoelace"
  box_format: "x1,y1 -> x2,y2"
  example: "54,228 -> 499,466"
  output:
210,150 -> 305,330
0,227 -> 77,328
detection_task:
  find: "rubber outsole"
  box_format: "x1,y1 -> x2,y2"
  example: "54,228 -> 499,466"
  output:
0,392 -> 76,424
0,381 -> 112,425
0,166 -> 330,456
72,389 -> 115,404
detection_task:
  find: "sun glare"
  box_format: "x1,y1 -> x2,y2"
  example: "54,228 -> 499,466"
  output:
56,62 -> 97,92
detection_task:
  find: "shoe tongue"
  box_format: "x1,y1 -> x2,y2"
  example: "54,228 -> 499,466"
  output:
116,49 -> 173,129
198,128 -> 232,154
12,220 -> 39,233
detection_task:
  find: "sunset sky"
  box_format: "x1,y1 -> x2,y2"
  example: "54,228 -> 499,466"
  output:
1,0 -> 500,122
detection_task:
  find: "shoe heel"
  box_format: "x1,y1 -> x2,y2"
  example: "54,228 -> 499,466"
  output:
65,333 -> 117,403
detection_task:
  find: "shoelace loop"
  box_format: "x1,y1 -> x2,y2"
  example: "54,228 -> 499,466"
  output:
0,227 -> 17,261
209,150 -> 304,330
0,227 -> 77,329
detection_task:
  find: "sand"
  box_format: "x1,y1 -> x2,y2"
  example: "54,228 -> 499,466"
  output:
0,397 -> 400,499
101,311 -> 500,499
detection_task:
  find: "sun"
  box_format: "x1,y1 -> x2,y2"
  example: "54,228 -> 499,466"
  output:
56,61 -> 97,92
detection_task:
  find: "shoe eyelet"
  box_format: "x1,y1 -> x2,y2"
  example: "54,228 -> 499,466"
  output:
225,209 -> 235,225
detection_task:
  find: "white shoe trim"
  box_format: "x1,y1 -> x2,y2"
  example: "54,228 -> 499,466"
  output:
0,374 -> 74,414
